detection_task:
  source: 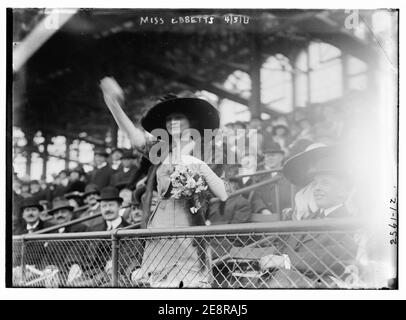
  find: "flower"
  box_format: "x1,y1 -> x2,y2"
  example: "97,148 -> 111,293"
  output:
169,164 -> 208,214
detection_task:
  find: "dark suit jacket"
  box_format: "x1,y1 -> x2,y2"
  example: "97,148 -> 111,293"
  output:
49,222 -> 88,234
78,204 -> 105,230
240,177 -> 269,214
86,217 -> 130,232
208,195 -> 251,225
85,217 -> 142,283
13,220 -> 54,269
66,180 -> 86,193
109,165 -> 139,189
283,205 -> 357,279
254,174 -> 292,213
88,164 -> 116,190
14,219 -> 51,235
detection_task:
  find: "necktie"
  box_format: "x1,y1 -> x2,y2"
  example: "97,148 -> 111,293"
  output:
315,209 -> 325,219
310,208 -> 325,219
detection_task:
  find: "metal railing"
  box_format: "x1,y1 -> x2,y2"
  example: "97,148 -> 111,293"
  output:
12,218 -> 375,288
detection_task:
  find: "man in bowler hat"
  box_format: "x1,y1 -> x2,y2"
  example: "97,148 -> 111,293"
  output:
14,197 -> 50,235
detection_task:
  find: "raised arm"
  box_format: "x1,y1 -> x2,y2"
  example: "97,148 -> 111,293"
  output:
199,162 -> 228,201
99,77 -> 152,154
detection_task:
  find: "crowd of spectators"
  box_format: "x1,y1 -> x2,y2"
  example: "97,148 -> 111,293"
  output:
12,98 -> 378,288
12,101 -> 356,235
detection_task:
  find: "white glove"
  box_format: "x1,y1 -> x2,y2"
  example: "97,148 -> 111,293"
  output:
67,264 -> 83,284
259,254 -> 291,271
100,77 -> 124,103
104,260 -> 113,275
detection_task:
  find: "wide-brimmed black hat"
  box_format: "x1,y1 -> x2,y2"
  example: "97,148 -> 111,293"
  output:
141,96 -> 220,137
98,186 -> 123,203
307,156 -> 351,183
21,197 -> 44,211
263,141 -> 284,154
283,144 -> 334,187
48,197 -> 74,215
82,184 -> 100,198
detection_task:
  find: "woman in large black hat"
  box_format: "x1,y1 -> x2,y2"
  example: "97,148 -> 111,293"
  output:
100,77 -> 227,288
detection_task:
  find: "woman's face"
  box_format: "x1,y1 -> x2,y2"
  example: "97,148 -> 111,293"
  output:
166,113 -> 190,136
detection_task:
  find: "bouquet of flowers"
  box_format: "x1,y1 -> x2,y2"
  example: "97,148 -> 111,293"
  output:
169,164 -> 208,214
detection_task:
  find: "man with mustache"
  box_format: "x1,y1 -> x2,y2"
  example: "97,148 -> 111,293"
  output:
88,186 -> 130,231
81,187 -> 141,287
14,197 -> 50,235
13,197 -> 53,282
77,184 -> 105,229
48,197 -> 87,233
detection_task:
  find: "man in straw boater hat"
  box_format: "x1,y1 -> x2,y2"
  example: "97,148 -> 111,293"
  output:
257,145 -> 358,288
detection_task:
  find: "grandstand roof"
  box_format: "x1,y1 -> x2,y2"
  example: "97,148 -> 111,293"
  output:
12,9 -> 379,143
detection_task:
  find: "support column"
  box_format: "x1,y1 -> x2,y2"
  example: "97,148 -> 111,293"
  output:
110,122 -> 118,149
341,53 -> 349,96
41,136 -> 49,181
25,132 -> 34,178
306,44 -> 312,106
249,35 -> 262,119
65,136 -> 72,170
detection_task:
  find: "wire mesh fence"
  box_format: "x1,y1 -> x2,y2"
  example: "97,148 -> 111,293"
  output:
12,219 -> 375,288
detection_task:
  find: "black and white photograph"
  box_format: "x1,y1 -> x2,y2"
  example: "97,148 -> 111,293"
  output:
5,4 -> 400,296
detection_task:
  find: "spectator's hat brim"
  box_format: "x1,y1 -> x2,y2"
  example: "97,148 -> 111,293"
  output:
65,191 -> 83,200
82,190 -> 100,198
141,97 -> 220,137
97,186 -> 123,203
97,197 -> 123,203
82,184 -> 100,198
21,198 -> 44,212
48,204 -> 74,215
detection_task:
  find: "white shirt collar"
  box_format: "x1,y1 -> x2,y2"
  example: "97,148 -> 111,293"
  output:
90,202 -> 100,211
107,216 -> 122,230
112,161 -> 121,170
323,204 -> 343,217
26,220 -> 40,231
97,162 -> 107,169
